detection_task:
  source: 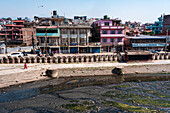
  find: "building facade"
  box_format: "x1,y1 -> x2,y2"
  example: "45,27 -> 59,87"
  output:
59,25 -> 100,53
147,16 -> 163,35
93,18 -> 125,53
124,35 -> 166,51
163,14 -> 170,33
22,28 -> 36,46
0,20 -> 25,45
36,26 -> 60,54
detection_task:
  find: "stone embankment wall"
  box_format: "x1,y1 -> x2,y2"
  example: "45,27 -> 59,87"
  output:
123,64 -> 170,74
0,53 -> 170,64
0,69 -> 47,88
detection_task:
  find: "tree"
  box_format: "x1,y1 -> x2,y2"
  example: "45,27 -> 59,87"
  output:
7,17 -> 12,21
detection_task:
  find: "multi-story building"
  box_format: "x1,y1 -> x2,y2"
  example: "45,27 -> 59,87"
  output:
22,28 -> 36,46
0,20 -> 25,45
36,26 -> 60,54
59,25 -> 100,53
124,35 -> 166,51
163,14 -> 170,33
93,16 -> 125,52
146,16 -> 163,35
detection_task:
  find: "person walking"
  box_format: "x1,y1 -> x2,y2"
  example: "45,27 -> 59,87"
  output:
24,62 -> 27,69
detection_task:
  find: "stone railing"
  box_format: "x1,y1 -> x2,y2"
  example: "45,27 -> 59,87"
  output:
0,53 -> 170,64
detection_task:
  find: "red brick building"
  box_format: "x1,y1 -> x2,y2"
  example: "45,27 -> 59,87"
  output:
0,20 -> 25,45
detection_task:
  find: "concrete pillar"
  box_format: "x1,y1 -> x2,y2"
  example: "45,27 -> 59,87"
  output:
65,57 -> 69,63
76,56 -> 79,63
70,57 -> 74,63
42,57 -> 47,63
91,56 -> 94,62
161,54 -> 164,60
168,53 -> 170,59
60,57 -> 63,63
0,59 -> 3,64
48,57 -> 53,63
114,55 -> 118,61
152,54 -> 156,60
95,56 -> 98,62
156,54 -> 159,60
22,57 -> 26,63
3,57 -> 7,63
164,54 -> 168,60
54,57 -> 58,63
86,56 -> 89,62
6,58 -> 9,64
34,57 -> 37,63
122,55 -> 126,62
105,55 -> 109,61
17,57 -> 21,63
11,57 -> 15,64
80,56 -> 84,62
100,56 -> 103,62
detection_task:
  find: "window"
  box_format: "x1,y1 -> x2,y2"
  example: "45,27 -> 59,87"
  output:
118,38 -> 122,42
61,29 -> 67,34
103,38 -> 107,43
47,29 -> 58,33
70,38 -> 77,43
118,30 -> 122,34
104,22 -> 109,26
70,29 -> 77,34
41,37 -> 45,43
47,37 -> 49,43
102,30 -> 108,34
80,29 -> 87,34
36,29 -> 46,33
62,38 -> 68,43
110,30 -> 115,34
110,38 -> 115,42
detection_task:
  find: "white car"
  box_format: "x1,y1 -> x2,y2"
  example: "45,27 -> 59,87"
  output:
7,52 -> 24,57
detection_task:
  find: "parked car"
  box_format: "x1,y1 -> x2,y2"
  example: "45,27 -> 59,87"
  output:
7,52 -> 24,57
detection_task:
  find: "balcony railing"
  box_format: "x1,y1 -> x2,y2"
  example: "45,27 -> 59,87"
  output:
36,33 -> 60,37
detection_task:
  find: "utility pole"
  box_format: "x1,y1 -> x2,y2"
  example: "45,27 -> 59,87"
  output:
4,27 -> 7,54
45,27 -> 48,55
165,29 -> 168,54
32,27 -> 35,54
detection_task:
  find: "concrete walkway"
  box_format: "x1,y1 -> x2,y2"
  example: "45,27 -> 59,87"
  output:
1,60 -> 170,76
0,60 -> 170,88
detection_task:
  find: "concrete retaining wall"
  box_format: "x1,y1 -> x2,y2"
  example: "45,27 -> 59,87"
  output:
123,64 -> 170,74
0,69 -> 47,88
1,53 -> 170,64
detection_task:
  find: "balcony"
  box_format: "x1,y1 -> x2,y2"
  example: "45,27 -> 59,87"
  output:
61,34 -> 68,38
101,26 -> 125,30
38,43 -> 58,47
36,33 -> 60,37
70,34 -> 77,38
80,34 -> 86,38
101,34 -> 125,38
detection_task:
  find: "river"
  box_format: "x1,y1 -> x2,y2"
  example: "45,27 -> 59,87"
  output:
0,75 -> 169,112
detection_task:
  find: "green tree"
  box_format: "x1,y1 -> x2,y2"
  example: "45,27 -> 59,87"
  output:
7,17 -> 12,21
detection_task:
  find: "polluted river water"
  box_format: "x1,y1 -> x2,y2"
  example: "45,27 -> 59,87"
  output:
0,74 -> 169,113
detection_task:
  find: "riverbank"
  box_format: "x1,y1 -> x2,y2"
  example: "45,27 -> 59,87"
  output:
0,60 -> 170,88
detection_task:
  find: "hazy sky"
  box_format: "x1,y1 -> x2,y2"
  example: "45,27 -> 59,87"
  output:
1,0 -> 170,23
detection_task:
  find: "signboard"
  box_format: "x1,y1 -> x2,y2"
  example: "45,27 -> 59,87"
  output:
132,43 -> 166,47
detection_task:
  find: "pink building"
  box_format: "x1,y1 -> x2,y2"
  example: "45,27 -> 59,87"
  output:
93,18 -> 125,52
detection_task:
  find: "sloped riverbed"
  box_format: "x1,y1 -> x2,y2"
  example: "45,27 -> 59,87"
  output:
0,75 -> 169,112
